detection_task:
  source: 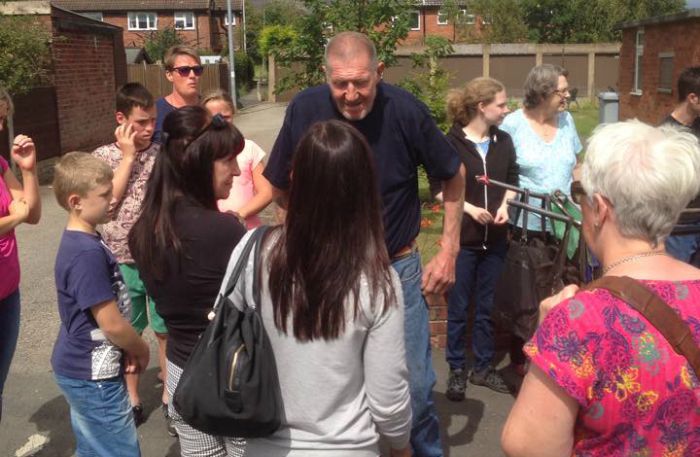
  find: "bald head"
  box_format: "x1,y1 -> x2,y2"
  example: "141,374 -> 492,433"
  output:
324,32 -> 378,75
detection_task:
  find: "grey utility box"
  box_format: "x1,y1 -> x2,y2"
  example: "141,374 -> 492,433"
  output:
598,91 -> 619,124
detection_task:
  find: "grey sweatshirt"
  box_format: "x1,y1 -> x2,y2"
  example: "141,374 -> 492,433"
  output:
221,230 -> 412,456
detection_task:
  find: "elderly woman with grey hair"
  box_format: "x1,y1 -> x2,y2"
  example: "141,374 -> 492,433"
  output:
501,120 -> 700,457
501,64 -> 583,374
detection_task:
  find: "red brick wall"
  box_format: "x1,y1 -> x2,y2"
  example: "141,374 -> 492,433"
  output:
619,19 -> 700,124
100,11 -> 241,52
403,8 -> 483,45
51,19 -> 120,152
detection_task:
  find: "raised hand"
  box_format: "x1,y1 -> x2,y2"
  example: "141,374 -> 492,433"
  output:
11,135 -> 37,171
115,123 -> 137,160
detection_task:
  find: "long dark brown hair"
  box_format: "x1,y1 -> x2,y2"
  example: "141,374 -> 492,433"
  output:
129,106 -> 244,280
268,120 -> 395,341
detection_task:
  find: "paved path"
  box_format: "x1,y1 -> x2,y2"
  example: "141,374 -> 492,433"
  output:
0,102 -> 515,456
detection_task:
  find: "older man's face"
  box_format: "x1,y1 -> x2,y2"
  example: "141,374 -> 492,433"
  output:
326,53 -> 384,121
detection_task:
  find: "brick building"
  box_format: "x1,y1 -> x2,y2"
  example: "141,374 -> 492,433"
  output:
618,9 -> 700,124
0,1 -> 126,162
52,0 -> 244,53
404,0 -> 485,45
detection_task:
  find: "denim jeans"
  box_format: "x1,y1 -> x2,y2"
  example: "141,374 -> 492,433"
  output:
0,289 -> 20,422
666,229 -> 700,266
392,251 -> 443,457
54,374 -> 140,457
446,243 -> 507,373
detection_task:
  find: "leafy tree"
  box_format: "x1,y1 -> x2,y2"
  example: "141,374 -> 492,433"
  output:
245,0 -> 306,64
266,0 -> 413,93
0,16 -> 51,95
470,0 -> 528,43
399,36 -> 455,131
140,26 -> 185,63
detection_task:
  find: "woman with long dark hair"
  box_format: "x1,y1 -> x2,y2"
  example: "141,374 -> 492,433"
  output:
224,120 -> 412,456
129,106 -> 247,455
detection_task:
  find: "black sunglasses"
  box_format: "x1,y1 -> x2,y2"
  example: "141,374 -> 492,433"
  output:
170,65 -> 204,77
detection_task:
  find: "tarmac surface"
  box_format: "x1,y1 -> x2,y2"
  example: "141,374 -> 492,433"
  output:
0,102 -> 516,456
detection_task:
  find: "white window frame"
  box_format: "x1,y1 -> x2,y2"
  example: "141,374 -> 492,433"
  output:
463,11 -> 475,25
633,28 -> 644,95
437,11 -> 448,25
128,12 -> 157,31
174,11 -> 195,30
224,12 -> 236,26
81,12 -> 103,22
409,10 -> 420,31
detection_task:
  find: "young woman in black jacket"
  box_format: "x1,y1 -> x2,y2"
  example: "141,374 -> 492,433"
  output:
431,77 -> 519,401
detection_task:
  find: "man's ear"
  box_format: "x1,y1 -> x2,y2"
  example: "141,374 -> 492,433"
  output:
689,92 -> 700,106
376,61 -> 385,79
115,112 -> 127,125
68,194 -> 82,210
165,69 -> 174,83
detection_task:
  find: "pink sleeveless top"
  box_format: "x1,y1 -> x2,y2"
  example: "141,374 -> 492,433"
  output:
0,156 -> 20,300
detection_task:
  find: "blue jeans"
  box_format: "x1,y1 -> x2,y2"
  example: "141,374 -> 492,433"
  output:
392,251 -> 443,457
666,229 -> 700,266
446,244 -> 507,373
0,289 -> 20,421
54,374 -> 141,457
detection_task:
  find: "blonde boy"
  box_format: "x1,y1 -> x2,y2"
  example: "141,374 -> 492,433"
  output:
52,152 -> 149,456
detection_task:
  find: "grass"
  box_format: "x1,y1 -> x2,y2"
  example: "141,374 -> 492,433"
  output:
416,102 -> 600,264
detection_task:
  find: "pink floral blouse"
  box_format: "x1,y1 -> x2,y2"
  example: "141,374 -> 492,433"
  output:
526,280 -> 700,456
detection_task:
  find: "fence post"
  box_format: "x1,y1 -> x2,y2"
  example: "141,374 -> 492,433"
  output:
535,44 -> 543,66
587,51 -> 596,98
482,44 -> 490,78
268,54 -> 277,103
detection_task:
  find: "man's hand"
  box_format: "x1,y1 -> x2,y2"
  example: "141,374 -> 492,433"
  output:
125,338 -> 150,374
8,198 -> 29,223
115,123 -> 137,161
539,284 -> 579,323
422,246 -> 457,295
11,135 -> 37,172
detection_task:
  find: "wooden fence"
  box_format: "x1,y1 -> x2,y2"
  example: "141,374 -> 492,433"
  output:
126,63 -> 229,99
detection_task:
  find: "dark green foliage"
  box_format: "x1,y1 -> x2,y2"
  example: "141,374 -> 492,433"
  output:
0,16 -> 51,94
142,26 -> 185,63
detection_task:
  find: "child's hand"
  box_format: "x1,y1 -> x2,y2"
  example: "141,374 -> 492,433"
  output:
11,135 -> 37,171
115,123 -> 137,160
9,198 -> 29,222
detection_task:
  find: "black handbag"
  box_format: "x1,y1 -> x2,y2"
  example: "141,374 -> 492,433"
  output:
493,191 -> 573,340
172,225 -> 283,438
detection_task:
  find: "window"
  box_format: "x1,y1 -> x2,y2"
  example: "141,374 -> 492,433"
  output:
128,12 -> 157,30
81,12 -> 103,21
658,52 -> 674,94
462,10 -> 475,25
633,29 -> 644,94
409,11 -> 420,30
224,12 -> 236,26
174,11 -> 195,30
437,12 -> 448,25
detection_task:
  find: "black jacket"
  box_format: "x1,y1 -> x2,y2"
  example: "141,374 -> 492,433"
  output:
430,123 -> 519,249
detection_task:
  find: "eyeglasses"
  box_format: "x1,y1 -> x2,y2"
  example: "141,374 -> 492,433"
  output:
570,181 -> 586,204
554,88 -> 570,98
170,65 -> 204,77
183,114 -> 245,155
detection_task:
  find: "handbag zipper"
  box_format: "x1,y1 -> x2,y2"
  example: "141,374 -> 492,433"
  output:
228,344 -> 246,391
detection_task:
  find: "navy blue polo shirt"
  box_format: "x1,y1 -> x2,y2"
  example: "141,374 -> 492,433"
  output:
264,82 -> 460,257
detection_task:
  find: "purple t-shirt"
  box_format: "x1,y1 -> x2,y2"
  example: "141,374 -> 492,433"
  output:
51,230 -> 131,380
0,155 -> 20,300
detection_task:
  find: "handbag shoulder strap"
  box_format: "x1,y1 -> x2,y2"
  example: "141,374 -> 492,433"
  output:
584,275 -> 700,375
218,226 -> 270,308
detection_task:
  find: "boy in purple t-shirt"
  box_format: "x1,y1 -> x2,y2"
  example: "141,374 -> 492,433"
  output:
51,152 -> 149,456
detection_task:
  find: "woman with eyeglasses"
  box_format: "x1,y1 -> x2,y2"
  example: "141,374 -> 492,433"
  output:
129,106 -> 247,455
202,90 -> 274,229
0,87 -> 41,423
153,46 -> 203,144
500,64 -> 583,376
502,120 -> 700,457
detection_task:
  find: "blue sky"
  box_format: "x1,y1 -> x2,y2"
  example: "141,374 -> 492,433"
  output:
688,0 -> 700,8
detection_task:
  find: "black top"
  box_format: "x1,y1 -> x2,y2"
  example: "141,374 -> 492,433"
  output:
661,115 -> 700,224
139,197 -> 246,367
263,82 -> 461,257
430,123 -> 519,249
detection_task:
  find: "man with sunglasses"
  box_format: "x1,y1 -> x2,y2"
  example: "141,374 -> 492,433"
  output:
154,46 -> 203,144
